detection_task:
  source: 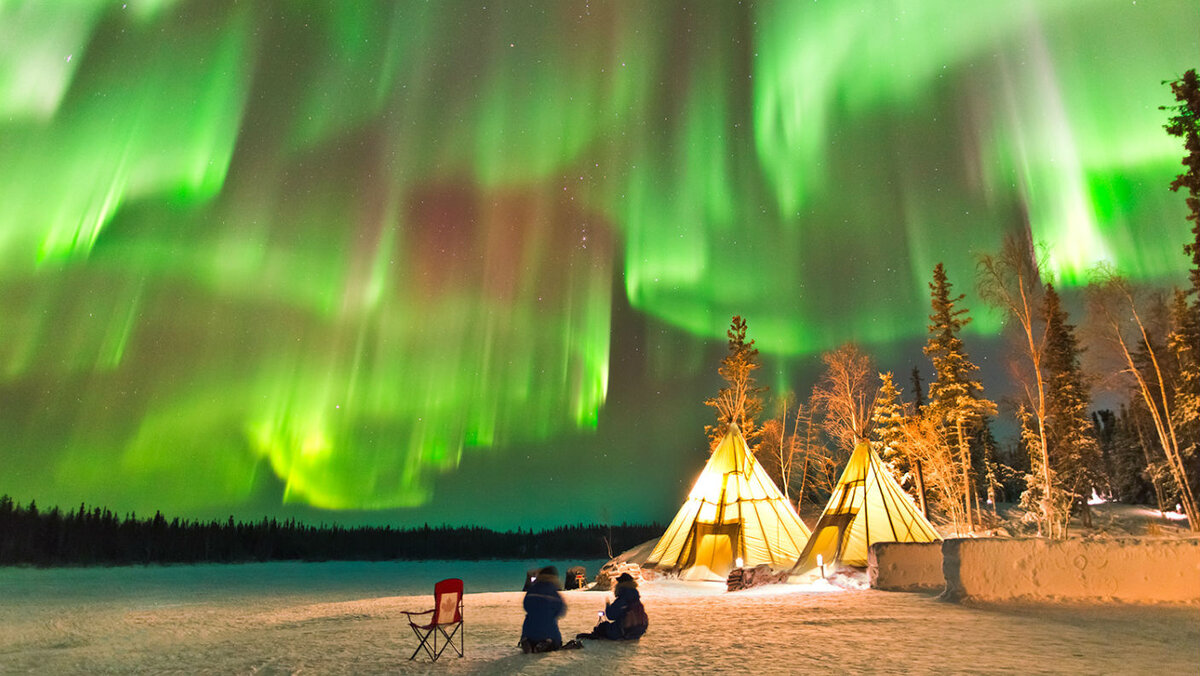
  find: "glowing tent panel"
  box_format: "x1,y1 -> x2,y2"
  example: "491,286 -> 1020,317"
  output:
792,442 -> 940,571
645,424 -> 812,581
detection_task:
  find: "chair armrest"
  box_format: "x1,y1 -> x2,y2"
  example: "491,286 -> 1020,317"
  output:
400,609 -> 435,617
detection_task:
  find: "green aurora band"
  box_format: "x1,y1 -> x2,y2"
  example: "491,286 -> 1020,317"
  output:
0,0 -> 1195,522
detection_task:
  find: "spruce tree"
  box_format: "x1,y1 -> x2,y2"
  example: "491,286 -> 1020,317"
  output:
705,315 -> 766,447
1041,283 -> 1101,529
1101,405 -> 1163,508
1163,69 -> 1199,302
971,416 -> 1003,515
911,367 -> 925,414
870,371 -> 908,476
1091,410 -> 1119,500
1015,403 -> 1066,523
924,263 -> 995,531
1163,68 -> 1200,525
1167,291 -> 1199,486
908,366 -> 930,514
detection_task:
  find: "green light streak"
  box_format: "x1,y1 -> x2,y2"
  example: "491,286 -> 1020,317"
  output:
0,1 -> 1194,519
0,5 -> 252,264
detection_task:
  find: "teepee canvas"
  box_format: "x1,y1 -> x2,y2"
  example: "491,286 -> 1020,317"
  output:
792,442 -> 940,572
644,424 -> 812,581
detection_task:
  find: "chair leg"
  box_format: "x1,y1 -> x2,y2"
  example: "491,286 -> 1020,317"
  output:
409,625 -> 435,661
432,623 -> 439,662
433,623 -> 463,660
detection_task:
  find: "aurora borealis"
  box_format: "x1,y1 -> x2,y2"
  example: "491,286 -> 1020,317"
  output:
0,1 -> 1196,528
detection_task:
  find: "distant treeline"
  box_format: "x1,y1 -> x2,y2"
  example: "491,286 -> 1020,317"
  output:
0,496 -> 662,566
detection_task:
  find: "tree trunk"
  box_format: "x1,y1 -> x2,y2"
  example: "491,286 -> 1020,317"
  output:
1132,414 -> 1169,516
796,456 -> 810,514
1015,279 -> 1056,537
956,418 -> 973,532
1116,314 -> 1200,531
1133,311 -> 1200,529
915,459 -> 928,517
986,459 -> 998,516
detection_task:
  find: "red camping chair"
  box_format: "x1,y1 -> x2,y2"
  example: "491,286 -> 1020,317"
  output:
401,578 -> 464,661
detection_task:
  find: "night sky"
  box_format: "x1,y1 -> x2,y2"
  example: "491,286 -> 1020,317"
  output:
0,1 -> 1196,529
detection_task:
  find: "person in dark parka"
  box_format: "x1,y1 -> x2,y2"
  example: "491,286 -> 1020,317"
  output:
519,566 -> 572,653
579,572 -> 648,640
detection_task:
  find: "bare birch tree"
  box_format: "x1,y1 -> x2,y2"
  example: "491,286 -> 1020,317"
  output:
1086,270 -> 1199,530
756,392 -> 803,500
811,343 -> 878,451
978,234 -> 1056,534
792,393 -> 838,511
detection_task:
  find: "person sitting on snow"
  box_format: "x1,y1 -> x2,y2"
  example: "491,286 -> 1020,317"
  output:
519,566 -> 582,652
577,572 -> 648,641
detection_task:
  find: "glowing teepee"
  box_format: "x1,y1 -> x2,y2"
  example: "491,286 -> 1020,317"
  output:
644,423 -> 812,581
792,442 -> 940,572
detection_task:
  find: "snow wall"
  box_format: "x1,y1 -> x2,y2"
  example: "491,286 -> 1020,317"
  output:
940,537 -> 1200,604
867,542 -> 944,592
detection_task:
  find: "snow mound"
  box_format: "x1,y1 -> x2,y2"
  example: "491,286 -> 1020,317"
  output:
614,537 -> 660,565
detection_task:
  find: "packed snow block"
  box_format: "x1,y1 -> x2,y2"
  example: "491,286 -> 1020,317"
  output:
868,542 -> 944,592
726,564 -> 789,591
941,537 -> 1200,604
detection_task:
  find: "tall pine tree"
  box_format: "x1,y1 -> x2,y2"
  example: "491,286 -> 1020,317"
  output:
911,367 -> 925,414
1041,283 -> 1101,529
1167,291 -> 1199,487
972,416 -> 1003,514
870,371 -> 908,475
924,263 -> 995,531
705,315 -> 766,448
1164,69 -> 1199,303
1163,68 -> 1200,526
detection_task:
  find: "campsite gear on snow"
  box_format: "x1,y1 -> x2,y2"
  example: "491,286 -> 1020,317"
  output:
519,566 -> 566,651
594,561 -> 647,590
579,573 -> 648,640
791,442 -> 940,573
401,577 -> 464,662
565,565 -> 588,590
644,423 -> 811,581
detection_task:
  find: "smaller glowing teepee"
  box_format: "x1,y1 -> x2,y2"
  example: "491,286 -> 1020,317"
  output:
792,442 -> 940,572
644,423 -> 812,581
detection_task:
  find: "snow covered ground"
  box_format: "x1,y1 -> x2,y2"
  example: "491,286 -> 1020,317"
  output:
976,501 -> 1193,539
1,560 -> 1196,674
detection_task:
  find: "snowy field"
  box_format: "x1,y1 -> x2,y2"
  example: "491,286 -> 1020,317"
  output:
1,560 -> 1197,675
